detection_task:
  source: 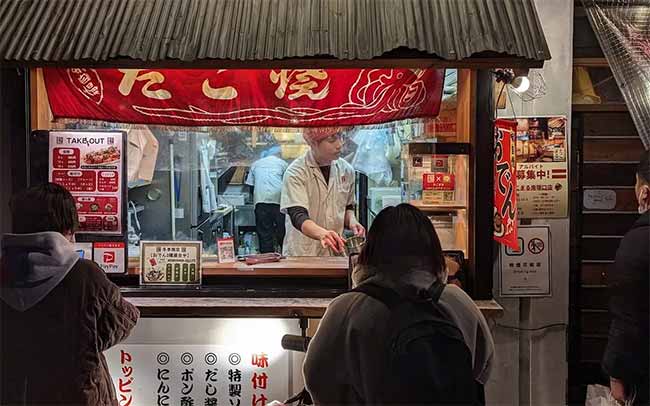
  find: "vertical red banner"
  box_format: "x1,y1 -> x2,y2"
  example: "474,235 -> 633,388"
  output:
494,119 -> 518,249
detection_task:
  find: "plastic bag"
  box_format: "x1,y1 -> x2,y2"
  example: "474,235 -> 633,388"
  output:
586,384 -> 633,406
351,128 -> 393,185
127,126 -> 159,188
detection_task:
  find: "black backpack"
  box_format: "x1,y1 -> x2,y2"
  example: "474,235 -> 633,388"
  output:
351,281 -> 480,405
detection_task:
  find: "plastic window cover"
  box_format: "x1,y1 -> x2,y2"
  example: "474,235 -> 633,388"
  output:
583,0 -> 650,149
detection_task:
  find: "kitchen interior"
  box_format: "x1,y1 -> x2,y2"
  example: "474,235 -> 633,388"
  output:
120,70 -> 469,263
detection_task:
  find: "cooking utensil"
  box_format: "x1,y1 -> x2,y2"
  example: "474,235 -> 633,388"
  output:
344,235 -> 365,257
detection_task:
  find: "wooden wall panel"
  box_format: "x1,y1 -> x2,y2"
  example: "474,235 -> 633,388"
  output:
580,336 -> 608,362
581,263 -> 610,285
583,139 -> 644,161
612,189 -> 640,211
582,113 -> 636,138
583,163 -> 638,186
573,13 -> 604,58
580,311 -> 610,335
579,286 -> 609,310
582,213 -> 639,235
581,238 -> 621,260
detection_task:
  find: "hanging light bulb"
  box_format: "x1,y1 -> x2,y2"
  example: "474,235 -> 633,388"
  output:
511,75 -> 530,93
494,68 -> 530,93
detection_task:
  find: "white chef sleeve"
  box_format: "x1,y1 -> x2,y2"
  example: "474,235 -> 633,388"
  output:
280,165 -> 310,214
346,168 -> 356,207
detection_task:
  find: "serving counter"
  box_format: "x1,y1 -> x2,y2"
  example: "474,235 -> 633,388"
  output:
126,256 -> 349,277
119,256 -> 503,318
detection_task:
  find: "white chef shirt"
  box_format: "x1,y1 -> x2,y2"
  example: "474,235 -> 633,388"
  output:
280,150 -> 356,256
245,155 -> 289,205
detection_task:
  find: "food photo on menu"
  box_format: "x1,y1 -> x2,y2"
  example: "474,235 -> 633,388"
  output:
515,117 -> 566,163
82,145 -> 121,165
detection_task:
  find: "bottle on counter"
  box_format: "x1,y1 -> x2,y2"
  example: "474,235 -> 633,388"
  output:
250,232 -> 259,254
237,232 -> 247,256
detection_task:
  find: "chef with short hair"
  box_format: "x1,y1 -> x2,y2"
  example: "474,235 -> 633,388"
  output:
281,127 -> 365,256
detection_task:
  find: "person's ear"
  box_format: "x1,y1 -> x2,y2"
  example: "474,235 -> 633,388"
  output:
639,184 -> 650,213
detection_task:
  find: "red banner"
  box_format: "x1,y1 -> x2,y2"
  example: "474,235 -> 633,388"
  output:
43,68 -> 444,127
494,119 -> 518,249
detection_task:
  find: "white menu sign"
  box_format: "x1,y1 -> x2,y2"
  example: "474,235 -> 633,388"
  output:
106,345 -> 291,406
140,241 -> 202,285
499,226 -> 552,297
48,131 -> 124,235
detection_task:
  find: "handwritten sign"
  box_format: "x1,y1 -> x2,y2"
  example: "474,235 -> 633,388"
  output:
583,189 -> 617,210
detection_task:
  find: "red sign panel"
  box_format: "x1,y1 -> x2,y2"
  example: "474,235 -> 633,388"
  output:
48,131 -> 124,235
43,68 -> 444,127
494,119 -> 518,250
423,172 -> 455,191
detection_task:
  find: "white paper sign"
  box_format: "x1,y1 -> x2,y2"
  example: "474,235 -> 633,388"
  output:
218,237 -> 236,263
499,226 -> 552,297
106,345 -> 290,406
583,189 -> 617,210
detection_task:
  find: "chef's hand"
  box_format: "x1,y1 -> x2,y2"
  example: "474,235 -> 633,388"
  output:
610,377 -> 626,404
319,230 -> 346,254
349,221 -> 366,237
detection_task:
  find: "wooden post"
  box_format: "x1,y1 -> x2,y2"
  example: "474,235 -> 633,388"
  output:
456,69 -> 476,143
29,68 -> 60,130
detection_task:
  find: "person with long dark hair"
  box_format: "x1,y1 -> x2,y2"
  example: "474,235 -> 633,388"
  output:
603,150 -> 650,405
303,203 -> 494,404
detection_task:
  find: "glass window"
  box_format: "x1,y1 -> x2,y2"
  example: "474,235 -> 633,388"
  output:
59,69 -> 464,258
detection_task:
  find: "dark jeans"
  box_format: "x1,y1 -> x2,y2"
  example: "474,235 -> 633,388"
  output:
255,203 -> 286,253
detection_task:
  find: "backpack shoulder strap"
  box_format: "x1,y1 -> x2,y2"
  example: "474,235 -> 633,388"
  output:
427,281 -> 445,303
351,283 -> 402,310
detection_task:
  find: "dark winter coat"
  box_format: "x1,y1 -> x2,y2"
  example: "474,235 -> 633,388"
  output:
0,232 -> 140,406
602,212 -> 649,402
303,266 -> 494,405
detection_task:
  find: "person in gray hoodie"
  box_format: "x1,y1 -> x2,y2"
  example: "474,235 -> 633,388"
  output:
0,183 -> 140,406
303,203 -> 494,405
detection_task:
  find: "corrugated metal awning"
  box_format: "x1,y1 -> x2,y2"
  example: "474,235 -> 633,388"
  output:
0,0 -> 551,67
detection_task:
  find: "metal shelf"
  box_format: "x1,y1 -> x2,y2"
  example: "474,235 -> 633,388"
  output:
410,200 -> 467,212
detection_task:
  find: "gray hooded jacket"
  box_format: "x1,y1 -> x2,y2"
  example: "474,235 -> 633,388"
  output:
0,232 -> 79,311
0,232 -> 139,406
